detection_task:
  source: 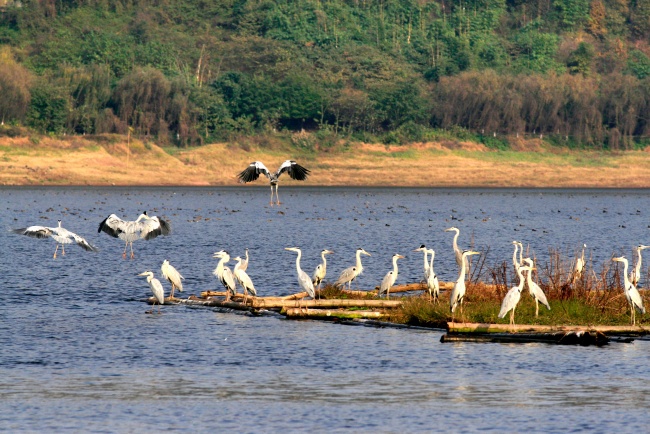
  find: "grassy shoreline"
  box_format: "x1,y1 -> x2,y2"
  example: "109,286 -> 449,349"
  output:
1,134 -> 650,188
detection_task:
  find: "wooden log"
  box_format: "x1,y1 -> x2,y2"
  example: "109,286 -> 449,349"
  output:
440,331 -> 610,346
251,298 -> 402,309
446,322 -> 650,335
284,308 -> 387,319
149,296 -> 256,312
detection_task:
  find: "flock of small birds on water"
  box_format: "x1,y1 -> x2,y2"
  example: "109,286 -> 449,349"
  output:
9,160 -> 648,325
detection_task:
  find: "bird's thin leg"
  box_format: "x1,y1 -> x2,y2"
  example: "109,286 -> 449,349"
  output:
122,241 -> 128,259
269,186 -> 274,206
535,299 -> 539,317
275,185 -> 281,205
130,242 -> 135,259
62,243 -> 66,256
53,244 -> 59,259
170,285 -> 175,299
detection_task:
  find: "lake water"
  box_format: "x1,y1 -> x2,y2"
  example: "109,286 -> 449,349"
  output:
1,187 -> 649,432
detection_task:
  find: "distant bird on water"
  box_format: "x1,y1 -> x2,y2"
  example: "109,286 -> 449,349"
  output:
161,259 -> 184,299
98,211 -> 170,259
138,271 -> 165,314
12,220 -> 98,258
237,160 -> 310,205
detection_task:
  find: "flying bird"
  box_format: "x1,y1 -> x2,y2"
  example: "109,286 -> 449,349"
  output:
161,259 -> 184,299
138,271 -> 165,314
237,160 -> 310,205
12,220 -> 98,258
613,256 -> 646,326
98,211 -> 170,259
377,254 -> 404,299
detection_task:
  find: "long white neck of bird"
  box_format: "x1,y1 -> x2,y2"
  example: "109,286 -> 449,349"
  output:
516,266 -> 525,291
422,250 -> 429,271
321,251 -> 328,270
518,244 -> 523,266
146,273 -> 154,284
452,230 -> 460,255
525,265 -> 533,287
458,253 -> 469,282
392,256 -> 400,275
621,259 -> 631,288
355,250 -> 364,273
217,256 -> 228,274
294,250 -> 303,275
428,250 -> 435,270
233,258 -> 241,272
512,244 -> 519,267
635,248 -> 643,276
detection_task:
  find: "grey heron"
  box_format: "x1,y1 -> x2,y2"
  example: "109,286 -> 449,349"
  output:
239,248 -> 250,273
612,256 -> 646,326
12,220 -> 98,258
233,256 -> 257,304
138,271 -> 165,314
426,248 -> 440,303
334,248 -> 371,290
98,211 -> 170,259
523,258 -> 550,317
445,227 -> 469,274
212,250 -> 237,301
312,249 -> 334,291
161,259 -> 184,299
573,243 -> 586,282
377,254 -> 404,299
237,160 -> 310,205
512,241 -> 523,272
284,247 -> 316,304
629,245 -> 649,286
498,265 -> 534,326
413,245 -> 431,282
449,250 -> 480,321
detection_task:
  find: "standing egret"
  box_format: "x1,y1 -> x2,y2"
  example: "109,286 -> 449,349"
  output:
161,259 -> 184,299
138,271 -> 165,314
426,248 -> 440,303
237,160 -> 310,205
239,248 -> 250,273
378,254 -> 404,299
98,211 -> 170,259
629,245 -> 649,286
213,251 -> 237,301
233,256 -> 257,304
334,248 -> 371,290
413,245 -> 431,282
612,256 -> 646,326
498,265 -> 534,326
512,241 -> 522,273
573,243 -> 586,282
523,258 -> 550,317
449,250 -> 480,321
312,249 -> 334,292
284,248 -> 315,312
445,227 -> 469,274
12,220 -> 98,258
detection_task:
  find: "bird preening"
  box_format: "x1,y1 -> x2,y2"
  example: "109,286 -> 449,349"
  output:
98,211 -> 170,259
12,220 -> 99,258
237,160 -> 310,205
139,270 -> 165,314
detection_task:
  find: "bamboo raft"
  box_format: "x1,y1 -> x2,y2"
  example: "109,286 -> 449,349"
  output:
145,282 -> 647,346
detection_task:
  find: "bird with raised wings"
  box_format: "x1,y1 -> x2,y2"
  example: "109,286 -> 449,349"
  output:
237,160 -> 310,205
12,220 -> 98,258
98,211 -> 170,259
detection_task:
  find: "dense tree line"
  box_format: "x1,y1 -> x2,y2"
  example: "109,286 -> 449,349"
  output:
0,0 -> 649,148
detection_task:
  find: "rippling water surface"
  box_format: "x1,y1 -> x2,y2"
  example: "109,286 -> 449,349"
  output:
1,187 -> 650,432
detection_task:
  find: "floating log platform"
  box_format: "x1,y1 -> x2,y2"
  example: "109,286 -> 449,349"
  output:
251,298 -> 402,309
446,322 -> 649,335
284,308 -> 387,319
440,331 -> 610,346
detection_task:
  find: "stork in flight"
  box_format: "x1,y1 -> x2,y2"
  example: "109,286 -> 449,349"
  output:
237,160 -> 310,205
12,220 -> 98,258
98,211 -> 170,259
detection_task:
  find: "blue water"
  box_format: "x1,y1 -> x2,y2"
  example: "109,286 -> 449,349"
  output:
1,187 -> 649,432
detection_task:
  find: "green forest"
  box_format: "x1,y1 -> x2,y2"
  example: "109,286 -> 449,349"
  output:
0,0 -> 649,149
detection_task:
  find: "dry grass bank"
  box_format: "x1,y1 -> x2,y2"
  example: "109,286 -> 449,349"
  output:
1,135 -> 649,187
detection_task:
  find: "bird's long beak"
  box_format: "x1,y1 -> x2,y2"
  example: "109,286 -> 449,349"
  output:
363,251 -> 371,256
398,255 -> 405,259
138,272 -> 148,276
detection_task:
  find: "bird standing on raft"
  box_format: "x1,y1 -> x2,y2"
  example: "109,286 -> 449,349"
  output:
377,254 -> 404,299
612,256 -> 646,326
284,247 -> 316,310
138,271 -> 165,314
523,258 -> 550,317
237,160 -> 310,205
312,249 -> 334,291
445,227 -> 470,275
629,245 -> 649,286
572,243 -> 586,282
334,248 -> 371,290
426,248 -> 440,303
98,211 -> 170,259
213,251 -> 237,301
12,219 -> 98,258
413,245 -> 431,282
161,259 -> 184,299
233,255 -> 257,304
449,250 -> 480,321
498,265 -> 534,327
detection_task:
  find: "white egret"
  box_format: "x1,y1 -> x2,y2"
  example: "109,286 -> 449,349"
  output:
378,254 -> 404,299
498,265 -> 534,326
413,245 -> 431,282
237,160 -> 310,205
334,248 -> 371,290
233,256 -> 257,304
161,259 -> 184,299
450,250 -> 480,321
312,249 -> 334,291
426,248 -> 440,303
629,245 -> 649,286
573,243 -> 586,282
445,227 -> 469,274
523,258 -> 550,317
138,271 -> 165,314
212,251 -> 237,301
12,219 -> 98,258
612,256 -> 646,326
98,211 -> 170,259
284,247 -> 315,302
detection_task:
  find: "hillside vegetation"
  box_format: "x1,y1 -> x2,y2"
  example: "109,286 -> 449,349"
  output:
0,0 -> 649,150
